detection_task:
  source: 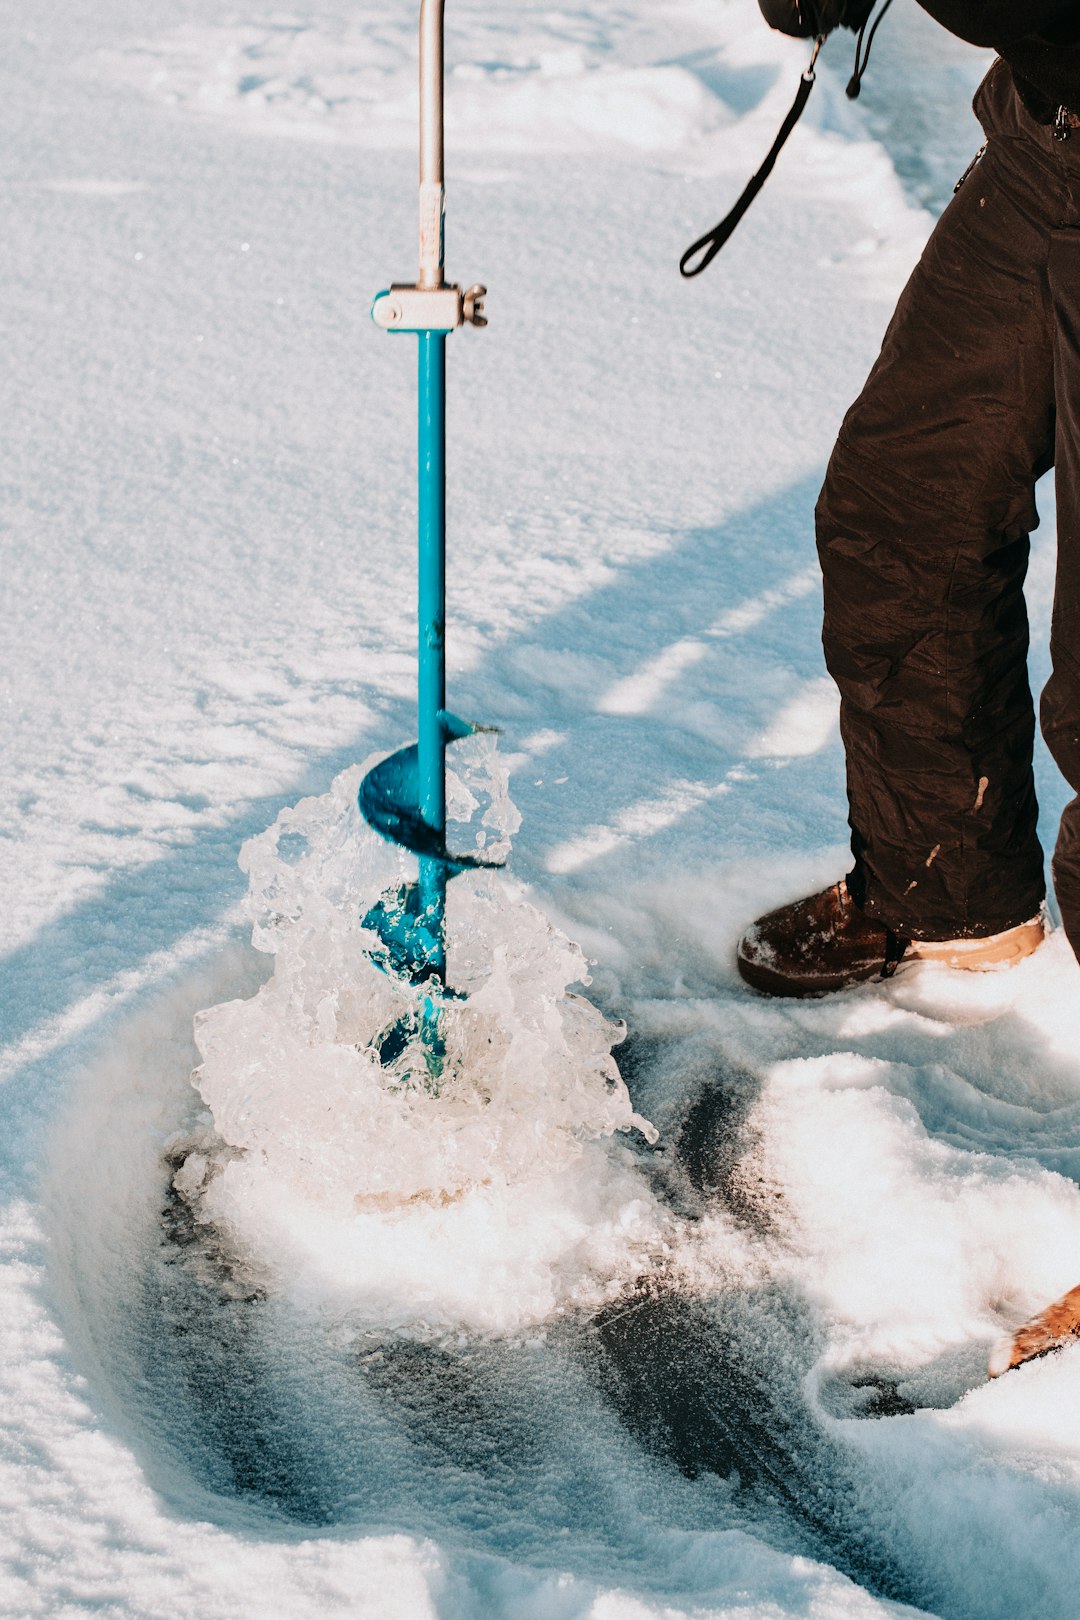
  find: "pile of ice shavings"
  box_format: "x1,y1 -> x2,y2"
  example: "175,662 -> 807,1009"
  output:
690,929 -> 1080,1456
180,738 -> 664,1336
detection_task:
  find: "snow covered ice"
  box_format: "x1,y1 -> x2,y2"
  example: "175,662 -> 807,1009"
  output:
7,0 -> 1080,1615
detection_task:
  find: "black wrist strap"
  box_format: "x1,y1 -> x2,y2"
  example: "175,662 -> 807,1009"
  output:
680,36 -> 823,279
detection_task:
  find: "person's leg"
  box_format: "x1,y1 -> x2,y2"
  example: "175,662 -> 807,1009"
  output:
817,64 -> 1060,942
969,228 -> 1080,1390
1042,229 -> 1080,960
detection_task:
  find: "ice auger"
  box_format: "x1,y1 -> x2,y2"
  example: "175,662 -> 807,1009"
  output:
360,0 -> 494,1079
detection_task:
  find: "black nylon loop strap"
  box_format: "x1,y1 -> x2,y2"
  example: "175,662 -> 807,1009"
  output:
680,37 -> 822,279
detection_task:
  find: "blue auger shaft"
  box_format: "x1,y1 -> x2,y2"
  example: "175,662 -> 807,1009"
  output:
417,329 -> 448,984
362,0 -> 490,1047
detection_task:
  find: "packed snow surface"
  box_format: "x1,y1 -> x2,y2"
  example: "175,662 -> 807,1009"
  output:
6,0 -> 1080,1616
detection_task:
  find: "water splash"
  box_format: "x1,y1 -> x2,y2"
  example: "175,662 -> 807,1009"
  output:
180,738 -> 663,1337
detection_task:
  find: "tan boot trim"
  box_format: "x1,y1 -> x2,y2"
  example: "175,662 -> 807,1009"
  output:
908,915 -> 1045,972
989,1282 -> 1080,1377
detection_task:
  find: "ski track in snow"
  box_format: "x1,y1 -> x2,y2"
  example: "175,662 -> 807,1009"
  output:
6,0 -> 1080,1616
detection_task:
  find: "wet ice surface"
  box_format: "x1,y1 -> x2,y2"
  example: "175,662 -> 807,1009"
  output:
45,769 -> 1080,1620
6,0 -> 1079,1615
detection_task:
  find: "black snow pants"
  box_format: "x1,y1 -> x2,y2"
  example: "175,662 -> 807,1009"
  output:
817,59 -> 1080,960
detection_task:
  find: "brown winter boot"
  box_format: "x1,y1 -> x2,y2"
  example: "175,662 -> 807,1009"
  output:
989,1283 -> 1080,1377
736,880 -> 1044,998
736,880 -> 905,996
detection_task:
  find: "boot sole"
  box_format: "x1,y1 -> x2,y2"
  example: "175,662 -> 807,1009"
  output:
735,951 -> 887,999
909,917 -> 1045,972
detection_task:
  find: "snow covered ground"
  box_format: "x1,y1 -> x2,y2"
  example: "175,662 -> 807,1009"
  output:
4,0 -> 1080,1615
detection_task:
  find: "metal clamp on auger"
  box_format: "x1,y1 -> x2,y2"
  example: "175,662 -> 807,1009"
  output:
371,282 -> 488,333
358,0 -> 494,1086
